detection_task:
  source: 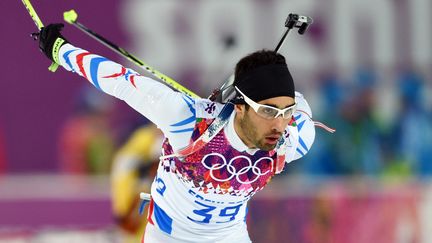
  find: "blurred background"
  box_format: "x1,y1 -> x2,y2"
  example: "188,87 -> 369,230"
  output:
1,0 -> 431,242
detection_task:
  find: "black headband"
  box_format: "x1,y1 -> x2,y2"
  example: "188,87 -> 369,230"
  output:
233,64 -> 295,102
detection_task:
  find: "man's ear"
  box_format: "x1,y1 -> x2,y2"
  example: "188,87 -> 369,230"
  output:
234,104 -> 245,116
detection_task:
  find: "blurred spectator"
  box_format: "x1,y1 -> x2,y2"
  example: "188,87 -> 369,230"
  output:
387,70 -> 432,177
297,72 -> 346,175
299,68 -> 387,176
58,86 -> 116,174
337,68 -> 384,175
110,124 -> 163,242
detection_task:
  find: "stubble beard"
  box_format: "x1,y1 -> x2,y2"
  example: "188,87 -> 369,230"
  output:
239,113 -> 277,151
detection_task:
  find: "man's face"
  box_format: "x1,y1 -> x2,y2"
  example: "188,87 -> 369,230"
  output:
234,96 -> 295,151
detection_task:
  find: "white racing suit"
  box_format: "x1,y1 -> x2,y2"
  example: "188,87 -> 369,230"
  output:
58,44 -> 316,242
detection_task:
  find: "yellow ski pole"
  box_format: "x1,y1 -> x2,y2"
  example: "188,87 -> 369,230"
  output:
64,9 -> 199,98
21,0 -> 59,72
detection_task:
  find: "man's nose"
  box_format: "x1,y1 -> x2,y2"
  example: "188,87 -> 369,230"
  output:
272,116 -> 287,133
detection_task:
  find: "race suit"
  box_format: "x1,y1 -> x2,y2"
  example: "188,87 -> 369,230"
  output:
58,43 -> 316,242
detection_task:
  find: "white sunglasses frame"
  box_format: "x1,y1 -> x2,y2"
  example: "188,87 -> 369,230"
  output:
235,86 -> 296,120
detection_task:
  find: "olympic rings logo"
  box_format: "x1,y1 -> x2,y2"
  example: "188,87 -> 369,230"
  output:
201,153 -> 274,184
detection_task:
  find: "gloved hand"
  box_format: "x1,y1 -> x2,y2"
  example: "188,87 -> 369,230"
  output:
36,23 -> 69,64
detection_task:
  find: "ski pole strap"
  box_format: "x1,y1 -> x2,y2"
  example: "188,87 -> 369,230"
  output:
52,38 -> 66,64
21,0 -> 59,72
139,192 -> 151,215
314,121 -> 336,133
274,136 -> 287,174
160,102 -> 235,159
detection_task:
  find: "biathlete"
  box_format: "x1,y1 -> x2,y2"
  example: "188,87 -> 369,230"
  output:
33,23 -> 316,243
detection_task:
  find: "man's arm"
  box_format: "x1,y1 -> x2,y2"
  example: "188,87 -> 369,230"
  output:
59,43 -> 198,150
36,24 -> 196,150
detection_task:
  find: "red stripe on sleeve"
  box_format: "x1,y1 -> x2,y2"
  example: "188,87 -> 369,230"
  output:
129,75 -> 137,88
102,67 -> 127,78
76,52 -> 91,79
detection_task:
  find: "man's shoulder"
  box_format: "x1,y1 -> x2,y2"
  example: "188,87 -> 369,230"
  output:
194,99 -> 225,119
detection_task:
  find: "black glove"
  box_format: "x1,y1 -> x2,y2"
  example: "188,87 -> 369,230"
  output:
36,23 -> 69,63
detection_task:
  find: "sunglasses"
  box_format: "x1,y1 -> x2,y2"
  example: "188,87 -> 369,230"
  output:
235,87 -> 296,120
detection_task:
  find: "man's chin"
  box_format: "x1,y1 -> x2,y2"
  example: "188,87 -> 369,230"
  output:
257,142 -> 277,151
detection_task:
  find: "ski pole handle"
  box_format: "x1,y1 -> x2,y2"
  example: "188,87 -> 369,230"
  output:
21,0 -> 59,72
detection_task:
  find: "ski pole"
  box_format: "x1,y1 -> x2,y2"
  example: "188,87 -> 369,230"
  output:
208,13 -> 313,102
21,0 -> 59,72
63,9 -> 199,98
